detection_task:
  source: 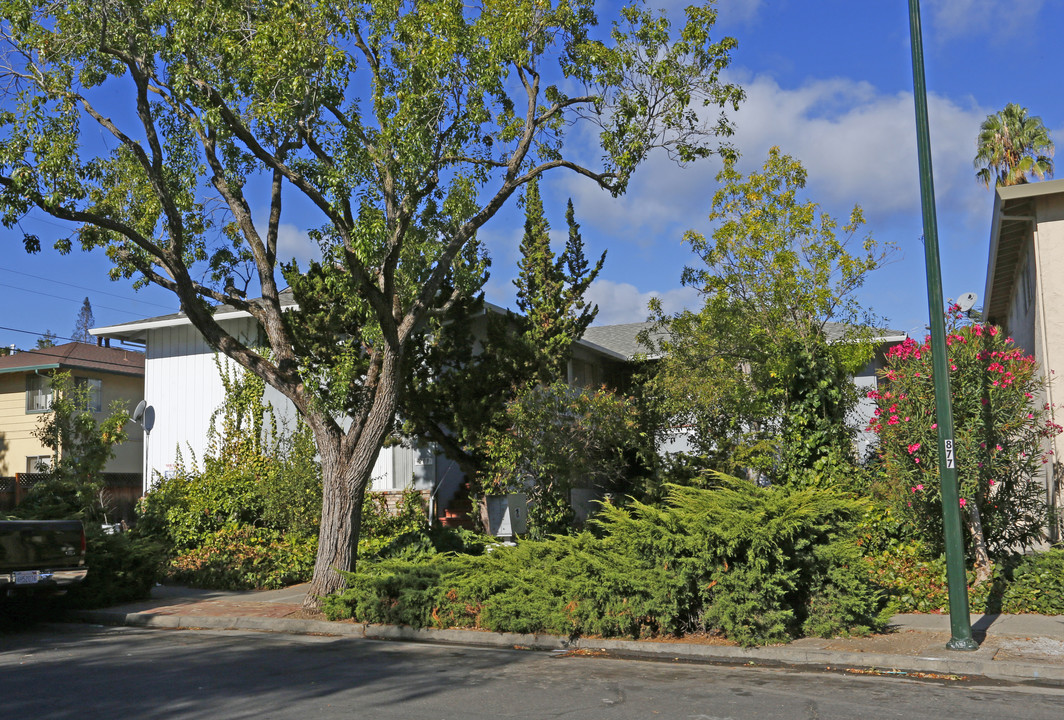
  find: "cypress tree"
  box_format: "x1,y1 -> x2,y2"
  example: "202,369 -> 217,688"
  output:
73,297 -> 95,343
514,181 -> 605,383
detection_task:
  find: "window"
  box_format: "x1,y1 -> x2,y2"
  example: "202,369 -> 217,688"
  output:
1021,248 -> 1036,314
26,375 -> 52,413
75,377 -> 103,412
26,455 -> 53,473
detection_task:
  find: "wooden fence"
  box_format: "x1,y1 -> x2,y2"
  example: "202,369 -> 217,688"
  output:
0,472 -> 142,522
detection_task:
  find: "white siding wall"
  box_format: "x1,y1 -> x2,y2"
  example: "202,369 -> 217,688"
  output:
370,445 -> 394,491
143,318 -> 259,483
141,318 -> 415,493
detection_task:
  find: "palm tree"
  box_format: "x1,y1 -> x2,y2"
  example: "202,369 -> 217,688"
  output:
974,104 -> 1054,187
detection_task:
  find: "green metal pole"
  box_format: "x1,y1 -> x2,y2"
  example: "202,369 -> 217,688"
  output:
907,0 -> 977,651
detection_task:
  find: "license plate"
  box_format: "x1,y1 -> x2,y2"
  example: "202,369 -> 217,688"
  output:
14,571 -> 40,585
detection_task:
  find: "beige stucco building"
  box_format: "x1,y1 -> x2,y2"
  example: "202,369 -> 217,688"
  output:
0,343 -> 145,478
983,177 -> 1064,540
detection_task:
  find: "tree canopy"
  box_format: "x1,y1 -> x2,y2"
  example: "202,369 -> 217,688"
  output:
35,329 -> 56,348
0,0 -> 743,605
644,148 -> 891,481
975,103 -> 1054,187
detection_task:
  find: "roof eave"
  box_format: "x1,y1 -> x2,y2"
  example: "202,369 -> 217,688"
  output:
572,337 -> 631,361
868,333 -> 908,344
983,189 -> 1008,322
92,307 -> 255,341
0,363 -> 60,375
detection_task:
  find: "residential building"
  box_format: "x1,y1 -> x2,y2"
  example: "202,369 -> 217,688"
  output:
91,293 -> 633,519
581,320 -> 907,460
982,176 -> 1064,538
0,342 -> 145,509
92,288 -> 904,528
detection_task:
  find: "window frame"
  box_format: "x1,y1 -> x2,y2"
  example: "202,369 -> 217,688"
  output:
25,374 -> 53,413
74,376 -> 103,413
26,455 -> 53,473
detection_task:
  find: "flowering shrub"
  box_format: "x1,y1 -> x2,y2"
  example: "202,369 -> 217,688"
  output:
868,314 -> 1060,556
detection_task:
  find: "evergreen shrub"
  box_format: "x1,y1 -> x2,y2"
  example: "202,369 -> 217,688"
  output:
323,478 -> 890,646
1000,549 -> 1064,615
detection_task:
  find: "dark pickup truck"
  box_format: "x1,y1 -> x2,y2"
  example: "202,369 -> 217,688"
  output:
0,520 -> 87,595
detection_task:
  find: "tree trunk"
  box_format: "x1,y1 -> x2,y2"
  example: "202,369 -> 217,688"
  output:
301,356 -> 402,612
966,502 -> 993,586
302,441 -> 360,611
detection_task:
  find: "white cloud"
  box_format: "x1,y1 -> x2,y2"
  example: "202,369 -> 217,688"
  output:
586,279 -> 701,326
556,72 -> 991,256
927,0 -> 1047,41
725,73 -> 990,228
557,130 -> 720,250
713,0 -> 765,25
275,222 -> 321,267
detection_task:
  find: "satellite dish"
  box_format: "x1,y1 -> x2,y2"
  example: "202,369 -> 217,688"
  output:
956,292 -> 978,313
132,400 -> 147,422
142,406 -> 155,433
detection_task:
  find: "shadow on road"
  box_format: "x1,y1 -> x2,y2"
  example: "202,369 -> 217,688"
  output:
0,623 -> 529,719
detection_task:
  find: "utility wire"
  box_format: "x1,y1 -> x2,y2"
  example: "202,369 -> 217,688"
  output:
0,324 -> 75,341
0,267 -> 174,310
0,281 -> 162,318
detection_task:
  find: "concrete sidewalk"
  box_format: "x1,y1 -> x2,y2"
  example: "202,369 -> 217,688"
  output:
72,584 -> 1064,684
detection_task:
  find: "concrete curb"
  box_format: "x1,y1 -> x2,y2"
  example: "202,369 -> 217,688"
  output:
72,609 -> 1064,684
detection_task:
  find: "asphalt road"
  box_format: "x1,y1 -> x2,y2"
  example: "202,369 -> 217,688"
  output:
3,624 -> 1063,720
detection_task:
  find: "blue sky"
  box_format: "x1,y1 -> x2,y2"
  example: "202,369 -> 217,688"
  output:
1,0 -> 1061,351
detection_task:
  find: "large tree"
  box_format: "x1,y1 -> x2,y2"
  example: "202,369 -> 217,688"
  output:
975,103 -> 1055,188
0,0 -> 743,606
644,148 -> 890,482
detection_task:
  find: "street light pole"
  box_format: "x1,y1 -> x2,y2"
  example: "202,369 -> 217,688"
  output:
907,0 -> 977,651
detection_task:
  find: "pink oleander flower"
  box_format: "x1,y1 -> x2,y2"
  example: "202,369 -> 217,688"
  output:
931,423 -> 937,429
989,480 -> 995,486
917,484 -> 924,491
959,498 -> 967,507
